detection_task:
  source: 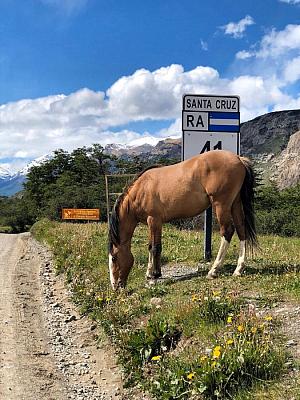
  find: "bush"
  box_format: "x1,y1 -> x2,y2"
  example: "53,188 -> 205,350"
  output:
255,184 -> 300,236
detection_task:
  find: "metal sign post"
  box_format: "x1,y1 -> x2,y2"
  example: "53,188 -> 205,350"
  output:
182,94 -> 240,261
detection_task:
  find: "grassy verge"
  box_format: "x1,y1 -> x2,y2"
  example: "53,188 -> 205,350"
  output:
0,225 -> 13,233
32,219 -> 300,399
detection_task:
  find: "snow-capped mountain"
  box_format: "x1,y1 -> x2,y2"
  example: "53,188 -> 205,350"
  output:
17,154 -> 52,177
0,154 -> 52,196
0,166 -> 13,181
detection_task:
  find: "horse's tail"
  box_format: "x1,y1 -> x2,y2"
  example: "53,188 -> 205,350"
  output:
239,156 -> 259,252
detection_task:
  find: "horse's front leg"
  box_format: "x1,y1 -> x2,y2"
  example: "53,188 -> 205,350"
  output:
146,216 -> 162,280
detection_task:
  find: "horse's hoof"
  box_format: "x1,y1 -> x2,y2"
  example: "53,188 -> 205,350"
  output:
207,272 -> 217,280
232,271 -> 242,277
146,279 -> 157,287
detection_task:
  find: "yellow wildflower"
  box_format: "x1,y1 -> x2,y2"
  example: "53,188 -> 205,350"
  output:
226,339 -> 234,345
187,372 -> 195,380
227,316 -> 233,324
251,326 -> 257,334
237,325 -> 244,332
265,315 -> 273,321
200,355 -> 208,362
151,355 -> 162,361
211,361 -> 217,368
213,346 -> 222,358
212,290 -> 221,297
191,294 -> 198,302
106,297 -> 111,302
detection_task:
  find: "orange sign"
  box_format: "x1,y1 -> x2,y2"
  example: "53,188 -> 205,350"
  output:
62,208 -> 100,221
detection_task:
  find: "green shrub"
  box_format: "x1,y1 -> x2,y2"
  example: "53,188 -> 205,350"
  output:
255,184 -> 300,237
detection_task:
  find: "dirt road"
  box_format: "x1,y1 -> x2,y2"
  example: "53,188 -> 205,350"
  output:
0,233 -> 123,400
0,233 -> 68,399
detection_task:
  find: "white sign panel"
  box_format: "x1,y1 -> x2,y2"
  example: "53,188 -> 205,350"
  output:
183,95 -> 239,112
182,94 -> 240,160
183,131 -> 240,160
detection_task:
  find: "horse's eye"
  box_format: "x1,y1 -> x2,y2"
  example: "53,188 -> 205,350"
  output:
112,255 -> 117,263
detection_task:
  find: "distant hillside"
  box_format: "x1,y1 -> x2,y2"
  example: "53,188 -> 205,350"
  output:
0,175 -> 25,196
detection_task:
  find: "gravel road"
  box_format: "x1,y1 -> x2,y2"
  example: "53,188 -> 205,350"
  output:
0,233 -> 123,400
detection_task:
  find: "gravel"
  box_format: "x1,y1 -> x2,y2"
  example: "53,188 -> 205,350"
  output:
32,237 -> 122,400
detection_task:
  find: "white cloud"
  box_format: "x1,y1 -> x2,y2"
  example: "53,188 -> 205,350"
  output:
221,15 -> 255,39
0,65 -> 224,165
157,119 -> 182,139
236,50 -> 253,60
279,0 -> 300,4
106,64 -> 221,124
283,56 -> 300,82
238,24 -> 300,59
200,40 -> 208,51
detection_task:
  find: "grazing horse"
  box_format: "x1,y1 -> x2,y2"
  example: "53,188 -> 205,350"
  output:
108,150 -> 257,290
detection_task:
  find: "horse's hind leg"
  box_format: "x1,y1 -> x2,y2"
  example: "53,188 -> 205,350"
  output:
207,203 -> 235,279
146,216 -> 162,279
231,196 -> 246,276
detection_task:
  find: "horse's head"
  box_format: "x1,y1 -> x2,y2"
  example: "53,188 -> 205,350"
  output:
109,244 -> 134,290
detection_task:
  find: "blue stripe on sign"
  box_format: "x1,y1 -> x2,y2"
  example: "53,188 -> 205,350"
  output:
209,124 -> 240,132
209,112 -> 239,119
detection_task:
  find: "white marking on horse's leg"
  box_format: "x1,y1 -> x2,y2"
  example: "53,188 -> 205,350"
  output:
146,250 -> 154,278
207,237 -> 230,279
233,240 -> 246,276
109,254 -> 116,288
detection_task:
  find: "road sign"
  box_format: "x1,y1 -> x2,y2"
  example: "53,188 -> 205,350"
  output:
183,131 -> 240,160
62,208 -> 100,221
182,94 -> 240,159
182,94 -> 240,261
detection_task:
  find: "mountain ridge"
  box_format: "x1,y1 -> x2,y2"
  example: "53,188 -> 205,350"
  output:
1,109 -> 299,196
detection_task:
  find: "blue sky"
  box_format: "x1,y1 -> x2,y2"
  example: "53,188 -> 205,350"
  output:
1,0 -> 300,172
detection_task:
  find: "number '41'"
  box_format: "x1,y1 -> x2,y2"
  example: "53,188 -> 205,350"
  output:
200,141 -> 222,154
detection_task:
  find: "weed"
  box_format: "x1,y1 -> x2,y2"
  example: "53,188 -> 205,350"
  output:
193,289 -> 243,324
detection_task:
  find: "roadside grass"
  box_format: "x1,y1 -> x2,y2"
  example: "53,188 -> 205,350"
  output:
0,225 -> 13,233
32,219 -> 300,399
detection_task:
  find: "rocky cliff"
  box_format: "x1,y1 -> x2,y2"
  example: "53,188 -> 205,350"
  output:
269,130 -> 300,189
240,109 -> 300,156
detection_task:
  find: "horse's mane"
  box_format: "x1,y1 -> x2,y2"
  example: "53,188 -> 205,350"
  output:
108,165 -> 161,251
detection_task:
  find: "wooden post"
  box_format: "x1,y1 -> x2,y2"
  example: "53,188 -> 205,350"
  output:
204,206 -> 212,261
105,175 -> 110,223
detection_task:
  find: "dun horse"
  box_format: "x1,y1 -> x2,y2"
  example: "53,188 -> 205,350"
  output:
108,150 -> 257,290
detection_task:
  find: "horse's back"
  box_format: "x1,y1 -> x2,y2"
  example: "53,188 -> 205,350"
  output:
130,150 -> 246,221
187,150 -> 246,193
